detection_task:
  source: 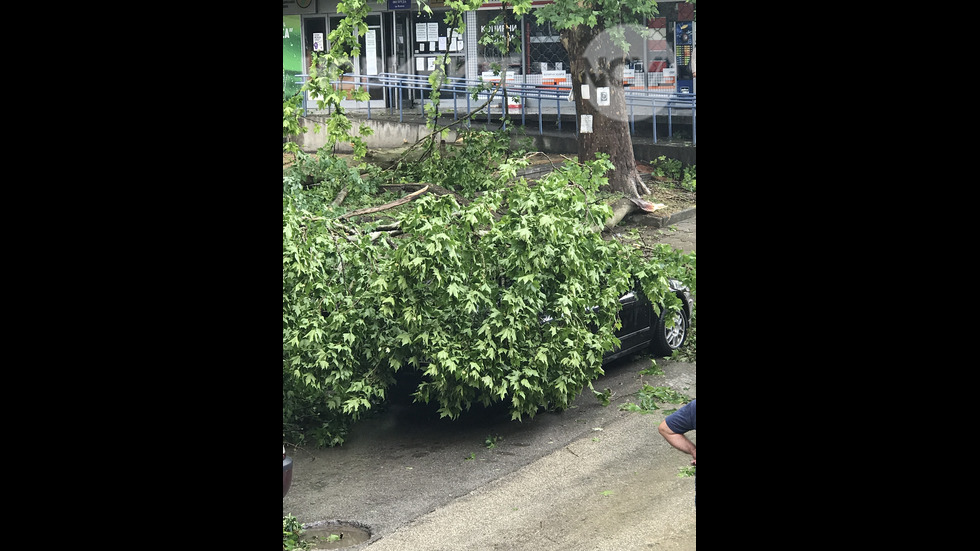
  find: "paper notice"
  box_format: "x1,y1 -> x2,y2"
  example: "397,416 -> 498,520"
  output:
580,85 -> 590,100
580,114 -> 593,133
416,23 -> 427,42
438,37 -> 447,51
416,57 -> 425,71
365,30 -> 378,75
597,87 -> 610,106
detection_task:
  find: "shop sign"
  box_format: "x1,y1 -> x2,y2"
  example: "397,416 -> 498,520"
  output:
388,0 -> 410,9
283,15 -> 303,97
282,0 -> 315,15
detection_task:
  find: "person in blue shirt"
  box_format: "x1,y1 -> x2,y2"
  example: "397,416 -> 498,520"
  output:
659,399 -> 696,505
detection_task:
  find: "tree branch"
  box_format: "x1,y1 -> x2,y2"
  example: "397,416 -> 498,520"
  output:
385,87 -> 501,170
338,185 -> 430,220
332,187 -> 349,207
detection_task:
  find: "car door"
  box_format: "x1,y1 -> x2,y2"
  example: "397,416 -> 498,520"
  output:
633,282 -> 653,338
616,289 -> 645,353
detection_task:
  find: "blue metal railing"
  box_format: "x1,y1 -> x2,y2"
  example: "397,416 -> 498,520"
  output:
296,72 -> 695,144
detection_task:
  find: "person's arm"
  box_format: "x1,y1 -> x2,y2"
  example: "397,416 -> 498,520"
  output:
659,419 -> 697,464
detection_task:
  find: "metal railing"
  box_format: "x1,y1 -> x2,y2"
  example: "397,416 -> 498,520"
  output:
296,72 -> 695,144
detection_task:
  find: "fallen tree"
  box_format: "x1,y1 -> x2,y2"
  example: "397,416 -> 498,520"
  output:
283,152 -> 695,448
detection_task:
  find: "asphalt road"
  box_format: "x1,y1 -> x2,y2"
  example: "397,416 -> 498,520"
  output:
283,215 -> 696,550
284,356 -> 696,550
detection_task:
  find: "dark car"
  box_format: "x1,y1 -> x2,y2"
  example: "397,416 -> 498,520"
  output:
604,278 -> 693,363
283,445 -> 293,499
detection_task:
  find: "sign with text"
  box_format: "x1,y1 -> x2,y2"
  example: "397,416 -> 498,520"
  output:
597,87 -> 610,106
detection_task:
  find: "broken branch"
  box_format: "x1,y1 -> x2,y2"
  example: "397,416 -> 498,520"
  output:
332,186 -> 349,207
339,185 -> 430,220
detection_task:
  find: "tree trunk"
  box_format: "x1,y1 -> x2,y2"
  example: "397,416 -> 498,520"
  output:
563,25 -> 655,215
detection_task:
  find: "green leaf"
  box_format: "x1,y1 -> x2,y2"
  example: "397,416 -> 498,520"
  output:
447,282 -> 462,298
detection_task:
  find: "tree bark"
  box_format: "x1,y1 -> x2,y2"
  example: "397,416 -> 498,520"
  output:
563,25 -> 655,216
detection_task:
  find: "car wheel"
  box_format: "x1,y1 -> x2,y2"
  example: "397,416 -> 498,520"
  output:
650,302 -> 688,357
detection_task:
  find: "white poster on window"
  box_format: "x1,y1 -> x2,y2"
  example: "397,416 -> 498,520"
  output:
313,32 -> 324,52
365,29 -> 378,75
416,23 -> 428,42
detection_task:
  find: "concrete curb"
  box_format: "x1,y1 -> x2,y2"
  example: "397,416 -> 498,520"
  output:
627,206 -> 696,228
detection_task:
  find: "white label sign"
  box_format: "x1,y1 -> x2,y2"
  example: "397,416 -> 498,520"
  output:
481,71 -> 514,82
580,114 -> 593,133
580,84 -> 590,100
597,87 -> 610,106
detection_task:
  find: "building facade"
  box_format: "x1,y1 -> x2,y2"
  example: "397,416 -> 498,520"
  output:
283,0 -> 695,106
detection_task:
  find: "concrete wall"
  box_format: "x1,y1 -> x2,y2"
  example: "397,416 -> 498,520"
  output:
289,115 -> 694,165
520,133 -> 696,166
290,116 -> 459,153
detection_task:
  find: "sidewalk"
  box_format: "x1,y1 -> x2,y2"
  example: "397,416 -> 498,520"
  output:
282,357 -> 696,551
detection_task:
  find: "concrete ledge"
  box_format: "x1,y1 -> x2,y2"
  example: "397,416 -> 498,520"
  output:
633,143 -> 696,166
290,115 -> 459,152
628,206 -> 696,228
520,133 -> 695,165
289,114 -> 694,165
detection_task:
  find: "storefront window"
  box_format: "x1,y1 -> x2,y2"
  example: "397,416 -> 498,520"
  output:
412,9 -> 467,79
476,9 -> 522,76
621,21 -> 649,90
646,17 -> 671,88
525,19 -> 568,75
303,17 -> 326,77
411,8 -> 467,100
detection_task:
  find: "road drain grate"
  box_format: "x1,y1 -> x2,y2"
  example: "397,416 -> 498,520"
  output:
302,520 -> 371,549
